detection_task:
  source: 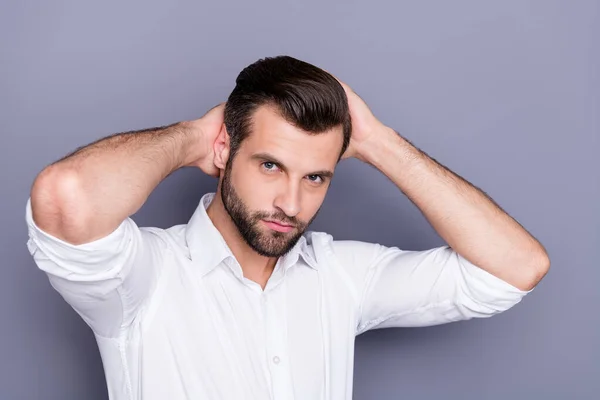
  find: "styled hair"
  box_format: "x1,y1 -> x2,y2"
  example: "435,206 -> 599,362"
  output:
224,55 -> 351,161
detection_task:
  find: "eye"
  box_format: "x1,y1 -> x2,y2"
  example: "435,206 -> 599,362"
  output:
262,161 -> 279,172
306,175 -> 324,184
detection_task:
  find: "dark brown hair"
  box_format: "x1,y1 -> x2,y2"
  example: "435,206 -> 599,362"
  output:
224,55 -> 351,161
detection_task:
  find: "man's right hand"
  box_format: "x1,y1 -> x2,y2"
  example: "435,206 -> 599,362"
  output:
183,103 -> 225,177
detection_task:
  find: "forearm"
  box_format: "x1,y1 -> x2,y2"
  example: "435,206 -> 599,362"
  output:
31,121 -> 201,244
360,127 -> 549,291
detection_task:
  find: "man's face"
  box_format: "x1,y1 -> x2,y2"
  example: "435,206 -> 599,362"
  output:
221,105 -> 344,258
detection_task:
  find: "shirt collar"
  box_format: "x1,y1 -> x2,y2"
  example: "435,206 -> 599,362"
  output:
185,193 -> 319,277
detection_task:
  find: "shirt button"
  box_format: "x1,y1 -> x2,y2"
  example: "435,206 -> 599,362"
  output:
272,356 -> 280,364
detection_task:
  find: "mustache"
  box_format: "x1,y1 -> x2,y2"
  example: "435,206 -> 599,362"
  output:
254,211 -> 302,227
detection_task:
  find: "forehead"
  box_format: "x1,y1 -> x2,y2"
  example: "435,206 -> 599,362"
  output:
240,105 -> 344,168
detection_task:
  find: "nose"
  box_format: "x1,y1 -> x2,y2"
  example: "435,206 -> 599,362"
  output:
273,180 -> 301,218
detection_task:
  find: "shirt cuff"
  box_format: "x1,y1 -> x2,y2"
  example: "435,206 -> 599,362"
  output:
25,196 -> 133,278
456,251 -> 533,312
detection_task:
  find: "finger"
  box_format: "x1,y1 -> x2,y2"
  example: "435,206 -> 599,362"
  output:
322,68 -> 348,88
204,102 -> 226,118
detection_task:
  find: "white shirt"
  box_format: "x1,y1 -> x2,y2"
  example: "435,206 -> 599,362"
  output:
25,192 -> 531,400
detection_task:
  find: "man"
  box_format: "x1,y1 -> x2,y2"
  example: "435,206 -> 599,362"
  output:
26,55 -> 549,400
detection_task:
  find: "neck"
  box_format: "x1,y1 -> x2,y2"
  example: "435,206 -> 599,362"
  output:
206,188 -> 278,288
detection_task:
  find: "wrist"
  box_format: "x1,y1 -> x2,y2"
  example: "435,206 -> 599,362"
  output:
356,126 -> 398,164
360,127 -> 422,169
178,120 -> 208,168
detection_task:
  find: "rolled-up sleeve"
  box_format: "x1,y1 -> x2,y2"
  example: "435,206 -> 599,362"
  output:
25,197 -> 166,338
331,241 -> 532,335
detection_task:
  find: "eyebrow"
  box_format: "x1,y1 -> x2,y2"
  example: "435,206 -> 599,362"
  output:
250,152 -> 334,178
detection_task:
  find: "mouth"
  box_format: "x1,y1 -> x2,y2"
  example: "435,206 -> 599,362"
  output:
262,219 -> 295,233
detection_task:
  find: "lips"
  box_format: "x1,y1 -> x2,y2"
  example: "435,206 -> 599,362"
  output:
264,219 -> 293,227
262,219 -> 295,233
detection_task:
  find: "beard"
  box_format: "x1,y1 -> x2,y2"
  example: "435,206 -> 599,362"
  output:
220,160 -> 319,258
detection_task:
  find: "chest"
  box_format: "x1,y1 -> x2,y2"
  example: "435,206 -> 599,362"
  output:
139,262 -> 357,399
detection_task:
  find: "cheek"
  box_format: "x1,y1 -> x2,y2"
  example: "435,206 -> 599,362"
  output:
300,189 -> 327,219
231,166 -> 277,206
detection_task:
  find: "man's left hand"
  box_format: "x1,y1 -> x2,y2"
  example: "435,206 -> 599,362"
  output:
337,80 -> 389,161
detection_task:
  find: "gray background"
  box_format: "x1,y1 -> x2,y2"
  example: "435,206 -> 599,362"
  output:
1,0 -> 598,399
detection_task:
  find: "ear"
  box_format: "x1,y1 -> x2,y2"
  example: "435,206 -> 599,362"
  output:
213,123 -> 231,170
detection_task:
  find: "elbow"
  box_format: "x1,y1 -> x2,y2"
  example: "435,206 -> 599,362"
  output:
30,166 -> 87,235
519,248 -> 551,291
32,165 -> 82,211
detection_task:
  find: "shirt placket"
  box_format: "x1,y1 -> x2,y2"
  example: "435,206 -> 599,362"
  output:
262,276 -> 294,400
